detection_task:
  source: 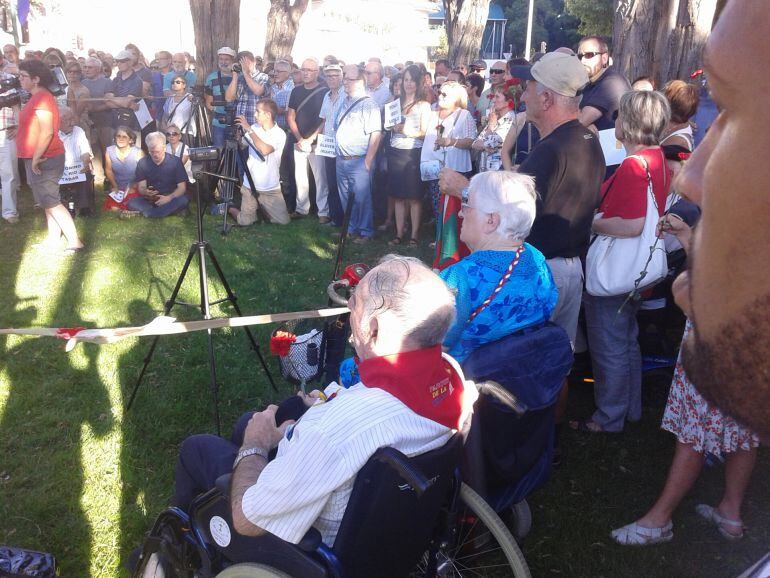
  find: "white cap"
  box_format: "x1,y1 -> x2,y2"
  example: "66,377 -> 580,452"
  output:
217,47 -> 236,58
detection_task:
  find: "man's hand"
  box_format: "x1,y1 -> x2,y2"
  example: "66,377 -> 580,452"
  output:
438,168 -> 469,198
298,390 -> 325,408
294,138 -> 312,153
154,194 -> 172,206
236,114 -> 251,133
31,157 -> 43,175
243,405 -> 294,451
240,57 -> 255,76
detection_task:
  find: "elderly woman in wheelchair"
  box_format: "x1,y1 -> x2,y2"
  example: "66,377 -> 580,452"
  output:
133,175 -> 572,577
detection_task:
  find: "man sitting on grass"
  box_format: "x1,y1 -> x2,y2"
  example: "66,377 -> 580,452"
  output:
170,255 -> 474,547
125,131 -> 189,218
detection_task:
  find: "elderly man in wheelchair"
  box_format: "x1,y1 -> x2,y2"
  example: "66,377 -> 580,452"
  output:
134,174 -> 573,578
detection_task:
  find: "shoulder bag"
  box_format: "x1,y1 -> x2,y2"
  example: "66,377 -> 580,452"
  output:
585,153 -> 668,297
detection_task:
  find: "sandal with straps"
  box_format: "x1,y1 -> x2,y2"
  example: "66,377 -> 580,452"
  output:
610,521 -> 673,546
388,236 -> 402,246
695,504 -> 745,540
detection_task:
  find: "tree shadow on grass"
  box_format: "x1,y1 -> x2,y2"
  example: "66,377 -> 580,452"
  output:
0,265 -> 114,577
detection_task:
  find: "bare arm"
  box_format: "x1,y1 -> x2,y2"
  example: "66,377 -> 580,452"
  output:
224,74 -> 238,103
286,107 -> 302,142
30,109 -> 54,173
104,152 -> 118,190
501,113 -> 527,170
579,105 -> 602,132
592,216 -> 644,238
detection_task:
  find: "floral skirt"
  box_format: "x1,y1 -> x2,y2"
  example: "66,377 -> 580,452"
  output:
661,321 -> 760,457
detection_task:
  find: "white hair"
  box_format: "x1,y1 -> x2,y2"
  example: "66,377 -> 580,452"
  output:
470,171 -> 538,241
535,82 -> 582,110
145,131 -> 166,148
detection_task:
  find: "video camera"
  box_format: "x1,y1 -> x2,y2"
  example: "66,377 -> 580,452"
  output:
0,66 -> 68,109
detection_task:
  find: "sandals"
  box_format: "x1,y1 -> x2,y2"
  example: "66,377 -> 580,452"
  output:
388,236 -> 402,246
695,504 -> 745,540
611,521 -> 673,546
409,238 -> 419,247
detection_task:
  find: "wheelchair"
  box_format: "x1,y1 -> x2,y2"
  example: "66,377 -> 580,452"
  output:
133,323 -> 572,578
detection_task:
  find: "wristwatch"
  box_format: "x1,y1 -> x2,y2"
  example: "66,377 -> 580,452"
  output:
233,446 -> 269,469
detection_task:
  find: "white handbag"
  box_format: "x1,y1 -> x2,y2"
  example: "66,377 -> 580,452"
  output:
585,155 -> 668,297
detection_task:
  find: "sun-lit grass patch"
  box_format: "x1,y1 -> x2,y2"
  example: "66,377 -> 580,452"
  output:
0,189 -> 767,577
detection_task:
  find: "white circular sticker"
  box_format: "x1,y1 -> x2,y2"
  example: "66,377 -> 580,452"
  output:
209,515 -> 232,547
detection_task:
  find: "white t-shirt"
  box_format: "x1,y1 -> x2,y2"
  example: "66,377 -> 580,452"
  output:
243,123 -> 286,191
241,382 -> 458,546
59,126 -> 93,166
420,108 -> 477,173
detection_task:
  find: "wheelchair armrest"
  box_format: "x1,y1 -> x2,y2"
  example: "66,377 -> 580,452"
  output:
215,473 -> 232,498
297,527 -> 323,553
475,380 -> 528,416
374,448 -> 432,497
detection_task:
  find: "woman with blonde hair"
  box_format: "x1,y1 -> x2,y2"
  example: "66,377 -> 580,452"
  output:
420,80 -> 477,269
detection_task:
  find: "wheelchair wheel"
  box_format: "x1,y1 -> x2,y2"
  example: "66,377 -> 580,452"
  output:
215,563 -> 291,578
427,483 -> 531,577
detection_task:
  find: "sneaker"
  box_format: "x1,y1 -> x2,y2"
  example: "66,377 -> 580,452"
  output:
4,216 -> 19,224
289,211 -> 306,220
353,235 -> 371,245
318,216 -> 331,224
210,202 -> 227,216
119,210 -> 142,219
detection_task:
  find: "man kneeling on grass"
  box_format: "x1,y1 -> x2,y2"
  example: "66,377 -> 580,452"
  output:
229,98 -> 290,226
125,131 -> 189,218
170,255 -> 474,548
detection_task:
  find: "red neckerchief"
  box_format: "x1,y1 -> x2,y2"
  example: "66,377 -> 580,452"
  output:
357,345 -> 465,430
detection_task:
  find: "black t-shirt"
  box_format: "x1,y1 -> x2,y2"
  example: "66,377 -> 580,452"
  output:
519,120 -> 605,259
134,154 -> 188,194
288,84 -> 329,138
579,66 -> 630,131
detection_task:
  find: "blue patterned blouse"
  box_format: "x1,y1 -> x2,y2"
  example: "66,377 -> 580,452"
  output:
439,246 -> 558,363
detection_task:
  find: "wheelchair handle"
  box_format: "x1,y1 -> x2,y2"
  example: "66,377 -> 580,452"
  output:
474,380 -> 528,416
374,447 -> 432,497
327,279 -> 351,306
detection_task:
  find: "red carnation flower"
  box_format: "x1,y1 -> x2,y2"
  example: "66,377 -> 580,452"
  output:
270,331 -> 296,357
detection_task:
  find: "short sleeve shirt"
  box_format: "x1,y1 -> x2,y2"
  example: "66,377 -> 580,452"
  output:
17,90 -> 65,159
81,76 -> 113,126
599,147 -> 669,220
519,120 -> 605,259
134,153 -> 188,194
59,126 -> 93,165
244,123 -> 286,191
204,71 -> 233,128
334,95 -> 382,157
288,84 -> 328,138
319,88 -> 345,138
163,70 -> 197,92
579,67 -> 631,131
109,71 -> 144,129
270,79 -> 295,129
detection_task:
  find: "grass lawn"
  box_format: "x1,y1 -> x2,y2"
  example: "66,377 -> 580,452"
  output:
0,189 -> 767,577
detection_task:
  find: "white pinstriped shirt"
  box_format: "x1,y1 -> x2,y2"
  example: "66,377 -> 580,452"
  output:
241,381 -> 464,546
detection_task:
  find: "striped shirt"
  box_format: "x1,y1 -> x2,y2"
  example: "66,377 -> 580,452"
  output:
319,87 -> 345,138
241,381 -> 460,545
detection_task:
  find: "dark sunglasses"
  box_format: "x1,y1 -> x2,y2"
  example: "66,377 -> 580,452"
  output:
577,51 -> 605,60
165,131 -> 180,137
490,68 -> 505,75
470,66 -> 483,72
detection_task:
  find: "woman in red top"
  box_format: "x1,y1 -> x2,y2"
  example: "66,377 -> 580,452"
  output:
572,90 -> 671,434
18,60 -> 83,253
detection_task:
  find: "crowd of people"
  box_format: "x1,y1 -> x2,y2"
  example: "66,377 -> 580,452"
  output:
2,9 -> 767,572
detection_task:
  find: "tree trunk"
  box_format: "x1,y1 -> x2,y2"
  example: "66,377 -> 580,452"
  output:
612,0 -> 722,87
263,0 -> 310,62
189,0 -> 240,83
443,0 -> 492,66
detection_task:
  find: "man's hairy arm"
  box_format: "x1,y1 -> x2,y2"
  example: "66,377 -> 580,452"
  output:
230,405 -> 295,536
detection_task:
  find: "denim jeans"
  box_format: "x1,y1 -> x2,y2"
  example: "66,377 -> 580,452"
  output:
584,293 -> 642,432
128,194 -> 189,218
336,156 -> 373,237
325,156 -> 342,226
0,133 -> 19,219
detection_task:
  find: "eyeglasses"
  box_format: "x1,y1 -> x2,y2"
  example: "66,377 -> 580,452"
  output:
115,134 -> 130,139
165,132 -> 180,137
343,76 -> 359,82
577,51 -> 605,60
470,67 -> 483,72
116,59 -> 130,63
172,80 -> 185,84
300,68 -> 318,73
490,68 -> 505,75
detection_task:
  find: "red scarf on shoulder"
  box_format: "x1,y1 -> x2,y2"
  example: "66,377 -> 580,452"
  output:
357,345 -> 466,430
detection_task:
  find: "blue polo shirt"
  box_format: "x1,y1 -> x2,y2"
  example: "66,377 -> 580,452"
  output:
334,95 -> 381,157
134,154 -> 188,194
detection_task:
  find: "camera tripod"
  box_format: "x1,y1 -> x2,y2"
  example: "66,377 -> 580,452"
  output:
126,107 -> 277,434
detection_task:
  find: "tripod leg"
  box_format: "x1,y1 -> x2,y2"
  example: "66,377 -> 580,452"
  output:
126,242 -> 198,411
197,240 -> 222,434
204,243 -> 278,392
